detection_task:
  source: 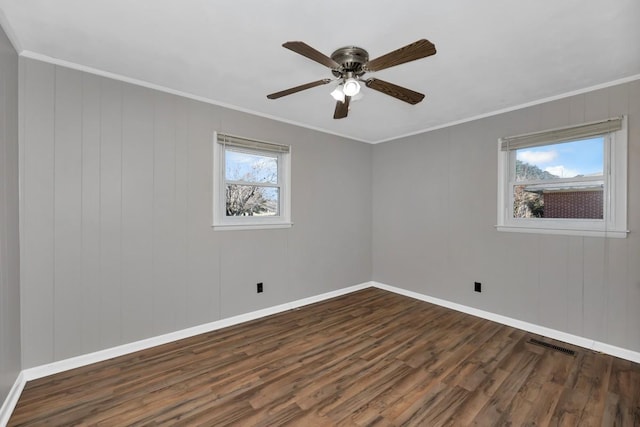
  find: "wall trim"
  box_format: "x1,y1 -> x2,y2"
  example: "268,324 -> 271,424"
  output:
6,279 -> 640,422
0,372 -> 26,427
374,73 -> 640,144
372,281 -> 640,364
16,52 -> 640,145
18,279 -> 640,381
21,282 -> 372,381
17,51 -> 368,145
0,9 -> 22,52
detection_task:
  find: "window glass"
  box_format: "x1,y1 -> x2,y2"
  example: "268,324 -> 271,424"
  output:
226,185 -> 279,217
512,137 -> 604,220
224,149 -> 280,217
225,150 -> 278,184
514,137 -> 603,181
512,185 -> 603,219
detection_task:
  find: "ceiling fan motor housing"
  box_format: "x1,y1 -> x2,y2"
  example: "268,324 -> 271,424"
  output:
330,46 -> 369,78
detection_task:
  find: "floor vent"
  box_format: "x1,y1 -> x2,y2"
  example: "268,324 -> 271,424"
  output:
527,338 -> 576,356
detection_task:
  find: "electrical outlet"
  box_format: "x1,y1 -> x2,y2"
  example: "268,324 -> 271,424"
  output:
474,282 -> 482,293
257,282 -> 263,293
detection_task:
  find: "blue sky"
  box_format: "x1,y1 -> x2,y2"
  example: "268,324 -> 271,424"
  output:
516,136 -> 604,178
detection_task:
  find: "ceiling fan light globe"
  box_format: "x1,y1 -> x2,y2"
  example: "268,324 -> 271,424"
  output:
330,86 -> 345,102
343,78 -> 360,96
351,91 -> 364,102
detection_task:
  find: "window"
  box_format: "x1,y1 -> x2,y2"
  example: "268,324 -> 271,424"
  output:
497,117 -> 627,237
213,132 -> 291,230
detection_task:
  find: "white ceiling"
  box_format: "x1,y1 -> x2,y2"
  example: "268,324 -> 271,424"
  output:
1,0 -> 639,143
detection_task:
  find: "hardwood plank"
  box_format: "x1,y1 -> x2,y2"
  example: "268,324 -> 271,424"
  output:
8,288 -> 640,426
577,353 -> 612,425
443,363 -> 511,425
470,349 -> 541,424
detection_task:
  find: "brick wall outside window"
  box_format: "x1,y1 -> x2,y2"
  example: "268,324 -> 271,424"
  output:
543,190 -> 603,219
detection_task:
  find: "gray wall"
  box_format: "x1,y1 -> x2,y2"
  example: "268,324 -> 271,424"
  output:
19,58 -> 372,368
373,80 -> 640,352
17,53 -> 640,370
0,23 -> 21,401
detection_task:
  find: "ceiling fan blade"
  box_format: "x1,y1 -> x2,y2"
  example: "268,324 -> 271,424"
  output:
282,41 -> 340,69
365,78 -> 425,105
333,96 -> 351,119
267,79 -> 331,99
364,39 -> 436,72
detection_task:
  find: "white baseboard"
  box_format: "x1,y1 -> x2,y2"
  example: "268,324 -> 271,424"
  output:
0,372 -> 26,427
372,281 -> 640,364
22,281 -> 372,381
9,278 -> 640,421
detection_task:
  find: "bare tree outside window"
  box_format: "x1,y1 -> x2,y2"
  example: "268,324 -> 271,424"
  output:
225,150 -> 279,216
226,185 -> 278,216
513,160 -> 549,218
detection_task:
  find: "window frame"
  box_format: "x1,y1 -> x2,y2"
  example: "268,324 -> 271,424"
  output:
496,117 -> 628,238
213,132 -> 292,231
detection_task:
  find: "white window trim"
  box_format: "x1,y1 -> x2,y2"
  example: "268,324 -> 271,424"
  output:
213,132 -> 292,231
496,116 -> 628,238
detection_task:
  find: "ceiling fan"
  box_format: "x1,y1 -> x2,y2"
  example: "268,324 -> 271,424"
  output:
266,39 -> 437,119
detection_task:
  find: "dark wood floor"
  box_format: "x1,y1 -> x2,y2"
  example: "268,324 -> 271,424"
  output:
9,288 -> 640,426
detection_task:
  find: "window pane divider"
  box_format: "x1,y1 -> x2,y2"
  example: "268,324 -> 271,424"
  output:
512,175 -> 605,186
226,180 -> 280,187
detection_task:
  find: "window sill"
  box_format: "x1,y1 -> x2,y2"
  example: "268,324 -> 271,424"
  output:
496,225 -> 628,238
212,222 -> 293,231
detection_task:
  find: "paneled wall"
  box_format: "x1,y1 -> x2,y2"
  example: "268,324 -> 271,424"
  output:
19,58 -> 373,368
18,54 -> 640,369
373,80 -> 640,352
0,23 -> 20,401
